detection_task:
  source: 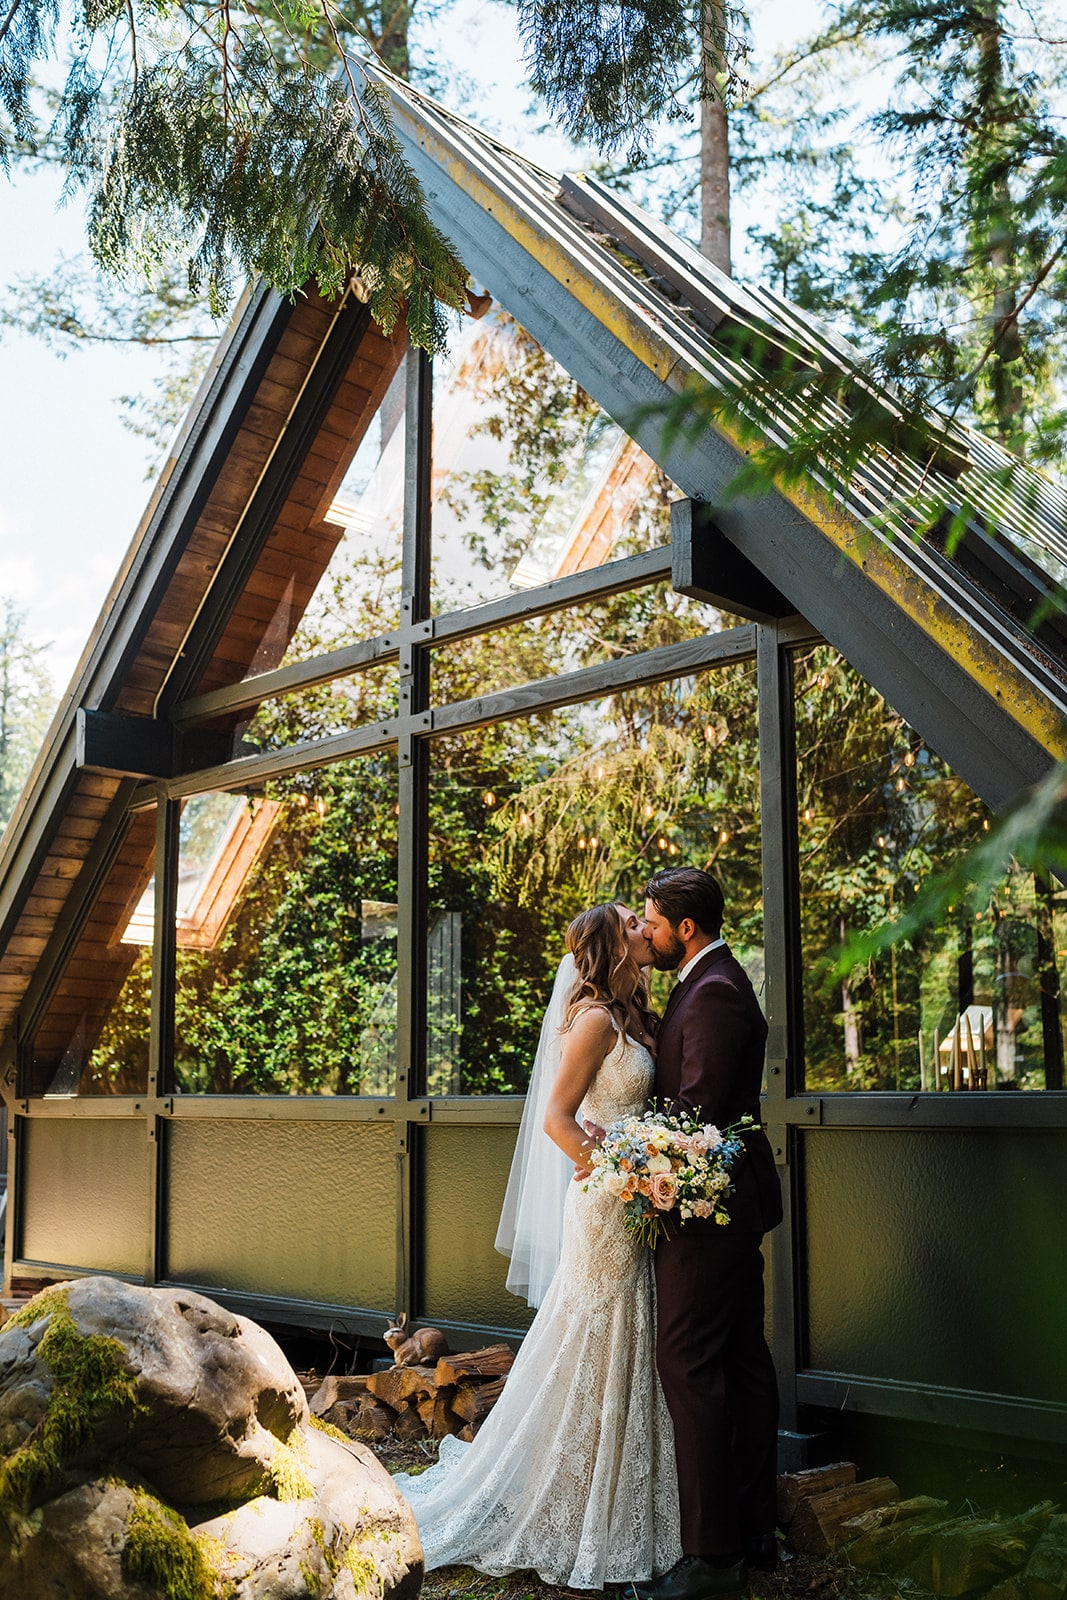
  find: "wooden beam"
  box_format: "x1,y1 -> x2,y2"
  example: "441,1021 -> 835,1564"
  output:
672,499 -> 793,621
77,711 -> 175,780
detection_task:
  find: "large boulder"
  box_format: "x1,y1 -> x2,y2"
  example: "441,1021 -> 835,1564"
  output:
0,1277 -> 422,1600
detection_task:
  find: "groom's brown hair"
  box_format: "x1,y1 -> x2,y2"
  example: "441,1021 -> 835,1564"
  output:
645,867 -> 725,938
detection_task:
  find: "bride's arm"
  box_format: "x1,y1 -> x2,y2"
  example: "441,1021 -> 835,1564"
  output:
543,1006 -> 615,1166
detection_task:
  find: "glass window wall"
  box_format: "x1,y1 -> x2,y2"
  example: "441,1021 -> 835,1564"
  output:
426,660 -> 762,1094
430,582 -> 728,706
26,805 -> 156,1097
172,759 -> 399,1094
796,646 -> 1064,1091
430,311 -> 675,613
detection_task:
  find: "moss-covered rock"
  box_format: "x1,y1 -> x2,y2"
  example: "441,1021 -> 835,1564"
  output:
0,1277 -> 423,1600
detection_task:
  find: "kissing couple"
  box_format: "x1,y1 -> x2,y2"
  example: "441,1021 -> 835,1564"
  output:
396,866 -> 784,1599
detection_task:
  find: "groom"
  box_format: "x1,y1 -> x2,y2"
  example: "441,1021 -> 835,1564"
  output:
635,867 -> 783,1600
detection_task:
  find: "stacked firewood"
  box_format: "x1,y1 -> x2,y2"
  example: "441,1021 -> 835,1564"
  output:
779,1464 -> 1063,1597
309,1344 -> 514,1445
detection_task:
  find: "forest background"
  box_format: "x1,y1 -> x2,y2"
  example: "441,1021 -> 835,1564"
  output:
2,0 -> 1067,1097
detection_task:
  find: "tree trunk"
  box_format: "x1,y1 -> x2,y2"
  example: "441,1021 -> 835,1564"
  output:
839,917 -> 861,1075
1035,869 -> 1063,1090
378,2 -> 413,78
700,3 -> 731,274
974,0 -> 1023,443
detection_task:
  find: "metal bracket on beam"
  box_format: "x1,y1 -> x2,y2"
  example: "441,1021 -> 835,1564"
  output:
671,500 -> 794,622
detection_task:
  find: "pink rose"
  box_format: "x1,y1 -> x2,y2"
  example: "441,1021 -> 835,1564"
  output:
649,1172 -> 678,1211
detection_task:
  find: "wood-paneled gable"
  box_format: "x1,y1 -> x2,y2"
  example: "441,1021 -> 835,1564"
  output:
0,288 -> 402,1052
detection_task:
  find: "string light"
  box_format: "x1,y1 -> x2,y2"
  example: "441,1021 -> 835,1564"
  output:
589,835 -> 599,848
658,836 -> 668,850
802,808 -> 813,822
704,725 -> 714,743
315,797 -> 326,818
295,794 -> 309,808
643,803 -> 654,818
895,777 -> 906,791
483,791 -> 496,806
596,765 -> 605,780
719,830 -> 730,844
520,812 -> 531,827
904,751 -> 915,767
578,837 -> 587,850
878,835 -> 887,848
982,819 -> 991,831
668,843 -> 679,856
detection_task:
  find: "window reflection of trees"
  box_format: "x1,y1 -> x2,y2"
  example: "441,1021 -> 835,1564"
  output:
797,648 -> 1063,1092
429,660 -> 762,1095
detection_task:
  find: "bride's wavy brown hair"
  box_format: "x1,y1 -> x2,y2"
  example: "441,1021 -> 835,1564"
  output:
562,903 -> 657,1039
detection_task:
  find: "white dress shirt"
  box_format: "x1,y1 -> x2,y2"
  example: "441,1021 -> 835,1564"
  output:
677,936 -> 726,985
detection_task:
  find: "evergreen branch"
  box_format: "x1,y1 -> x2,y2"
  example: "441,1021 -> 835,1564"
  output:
0,0 -> 24,47
945,233 -> 1067,423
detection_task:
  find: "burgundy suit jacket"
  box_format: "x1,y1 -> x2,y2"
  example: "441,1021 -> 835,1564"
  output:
653,943 -> 783,1235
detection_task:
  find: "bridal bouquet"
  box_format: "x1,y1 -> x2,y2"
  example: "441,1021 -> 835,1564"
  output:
583,1108 -> 754,1247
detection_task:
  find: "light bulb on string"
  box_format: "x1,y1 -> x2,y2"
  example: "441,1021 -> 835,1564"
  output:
668,843 -> 678,856
719,830 -> 730,844
658,836 -> 668,850
643,803 -> 654,819
483,791 -> 496,807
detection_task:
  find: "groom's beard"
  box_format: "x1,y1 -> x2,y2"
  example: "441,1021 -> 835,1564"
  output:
651,932 -> 686,971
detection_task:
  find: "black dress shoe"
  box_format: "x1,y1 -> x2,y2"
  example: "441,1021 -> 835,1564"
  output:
629,1554 -> 748,1600
742,1533 -> 779,1573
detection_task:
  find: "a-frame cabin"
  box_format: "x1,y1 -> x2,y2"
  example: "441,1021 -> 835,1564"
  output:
2,66 -> 1066,1464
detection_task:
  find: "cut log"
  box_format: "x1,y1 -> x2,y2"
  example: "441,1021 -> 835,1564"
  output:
452,1376 -> 507,1427
393,1405 -> 429,1442
434,1345 -> 515,1387
345,1395 -> 396,1442
908,1503 -> 1056,1597
790,1477 -> 899,1555
366,1363 -> 436,1412
842,1496 -> 949,1539
984,1580 -> 1028,1600
1022,1511 -> 1067,1600
841,1499 -> 948,1571
777,1462 -> 857,1525
417,1388 -> 463,1440
309,1374 -> 371,1416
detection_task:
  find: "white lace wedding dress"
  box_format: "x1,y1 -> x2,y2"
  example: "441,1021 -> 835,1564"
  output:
395,1026 -> 682,1589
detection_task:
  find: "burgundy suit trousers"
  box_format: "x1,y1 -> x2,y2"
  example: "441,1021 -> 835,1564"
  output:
654,1222 -> 779,1556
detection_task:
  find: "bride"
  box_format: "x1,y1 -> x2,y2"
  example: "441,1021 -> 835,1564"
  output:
394,902 -> 682,1589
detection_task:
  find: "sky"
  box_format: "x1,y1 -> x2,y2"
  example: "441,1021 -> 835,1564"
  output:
0,0 -> 820,696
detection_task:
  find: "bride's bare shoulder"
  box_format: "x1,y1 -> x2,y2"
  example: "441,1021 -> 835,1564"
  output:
565,1003 -> 618,1043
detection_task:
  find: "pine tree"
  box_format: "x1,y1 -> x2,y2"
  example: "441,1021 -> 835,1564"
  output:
0,600 -> 55,832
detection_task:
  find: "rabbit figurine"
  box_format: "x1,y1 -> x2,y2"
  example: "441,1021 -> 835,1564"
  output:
383,1312 -> 449,1369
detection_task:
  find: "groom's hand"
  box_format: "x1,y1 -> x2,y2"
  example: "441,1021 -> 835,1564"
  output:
573,1118 -> 606,1181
